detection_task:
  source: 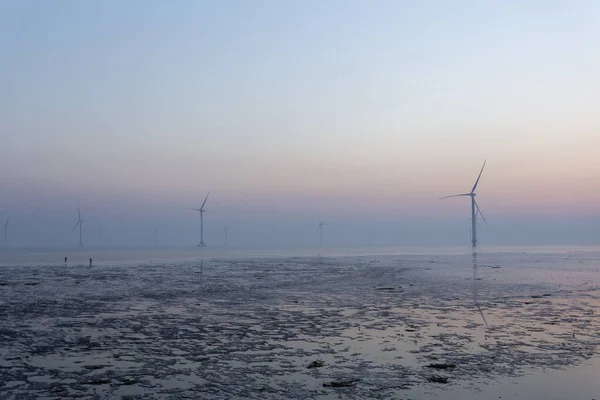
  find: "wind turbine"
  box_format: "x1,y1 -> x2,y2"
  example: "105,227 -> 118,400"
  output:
4,216 -> 8,246
73,205 -> 84,248
440,160 -> 488,248
317,217 -> 327,245
188,192 -> 209,247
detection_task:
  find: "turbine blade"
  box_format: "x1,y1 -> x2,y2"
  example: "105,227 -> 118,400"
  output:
186,208 -> 202,212
4,217 -> 8,226
471,160 -> 487,193
73,221 -> 80,231
439,193 -> 471,200
474,201 -> 488,225
201,192 -> 210,210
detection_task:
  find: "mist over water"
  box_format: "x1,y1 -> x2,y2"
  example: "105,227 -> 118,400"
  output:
1,213 -> 600,250
2,244 -> 600,268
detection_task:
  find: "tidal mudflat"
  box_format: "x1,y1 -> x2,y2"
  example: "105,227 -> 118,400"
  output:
1,251 -> 600,399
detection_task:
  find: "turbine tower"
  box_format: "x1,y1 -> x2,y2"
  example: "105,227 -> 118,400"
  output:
188,192 -> 209,247
4,216 -> 8,246
440,160 -> 488,248
317,217 -> 327,245
73,205 -> 84,247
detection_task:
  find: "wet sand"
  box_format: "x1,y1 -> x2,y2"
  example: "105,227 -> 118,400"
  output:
1,251 -> 600,399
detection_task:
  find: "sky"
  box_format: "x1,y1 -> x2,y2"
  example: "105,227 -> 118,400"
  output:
1,0 -> 599,248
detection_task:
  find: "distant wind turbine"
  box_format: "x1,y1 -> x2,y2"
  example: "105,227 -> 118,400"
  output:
440,160 -> 488,248
317,216 -> 327,245
188,192 -> 209,247
73,205 -> 84,247
4,216 -> 8,246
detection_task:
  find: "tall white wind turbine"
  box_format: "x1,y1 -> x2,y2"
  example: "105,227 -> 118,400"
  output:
440,160 -> 488,248
73,205 -> 84,247
317,216 -> 327,245
188,192 -> 209,247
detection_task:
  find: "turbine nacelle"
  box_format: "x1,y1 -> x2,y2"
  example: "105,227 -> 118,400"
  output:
188,192 -> 210,213
317,216 -> 327,231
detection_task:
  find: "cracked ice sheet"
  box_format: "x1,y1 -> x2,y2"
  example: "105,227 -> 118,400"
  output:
1,251 -> 600,399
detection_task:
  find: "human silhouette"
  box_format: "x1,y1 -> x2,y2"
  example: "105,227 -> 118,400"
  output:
64,257 -> 67,265
89,258 -> 92,267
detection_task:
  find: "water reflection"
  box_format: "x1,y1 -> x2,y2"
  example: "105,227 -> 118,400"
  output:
473,251 -> 489,328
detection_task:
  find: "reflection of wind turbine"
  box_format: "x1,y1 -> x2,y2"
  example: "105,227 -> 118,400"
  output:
317,217 -> 327,245
4,216 -> 9,246
188,192 -> 209,247
472,251 -> 489,329
441,160 -> 488,247
73,205 -> 83,247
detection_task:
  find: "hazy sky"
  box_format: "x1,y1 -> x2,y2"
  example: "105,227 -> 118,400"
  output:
1,1 -> 599,247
